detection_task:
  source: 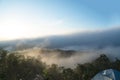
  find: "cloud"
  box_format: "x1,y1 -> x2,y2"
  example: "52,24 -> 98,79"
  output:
1,27 -> 120,67
1,27 -> 120,50
15,46 -> 120,68
16,48 -> 99,68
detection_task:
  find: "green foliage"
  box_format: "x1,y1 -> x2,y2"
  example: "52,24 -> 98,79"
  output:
0,48 -> 7,80
0,49 -> 120,80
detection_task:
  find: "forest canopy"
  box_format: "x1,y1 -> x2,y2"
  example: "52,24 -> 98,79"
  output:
0,49 -> 120,80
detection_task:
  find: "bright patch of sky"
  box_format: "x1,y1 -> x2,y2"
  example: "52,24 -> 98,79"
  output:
0,0 -> 120,40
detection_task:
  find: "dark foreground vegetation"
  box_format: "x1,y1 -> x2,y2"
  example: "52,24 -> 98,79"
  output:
0,49 -> 120,80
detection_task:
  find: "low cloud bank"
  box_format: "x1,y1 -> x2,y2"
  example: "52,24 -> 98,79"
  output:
16,46 -> 120,68
0,27 -> 120,51
1,27 -> 120,67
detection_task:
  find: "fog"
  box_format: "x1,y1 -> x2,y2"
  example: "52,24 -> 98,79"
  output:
1,27 -> 120,51
1,27 -> 120,67
15,46 -> 120,68
16,48 -> 99,68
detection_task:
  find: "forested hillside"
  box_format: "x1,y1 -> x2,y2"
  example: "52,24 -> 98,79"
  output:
0,49 -> 120,80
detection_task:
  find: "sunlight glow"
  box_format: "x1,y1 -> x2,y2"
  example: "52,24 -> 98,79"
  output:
0,12 -> 78,40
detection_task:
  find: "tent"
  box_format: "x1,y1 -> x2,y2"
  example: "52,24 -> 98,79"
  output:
92,69 -> 120,80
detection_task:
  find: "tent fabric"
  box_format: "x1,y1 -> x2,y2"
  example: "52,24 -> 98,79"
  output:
92,69 -> 120,80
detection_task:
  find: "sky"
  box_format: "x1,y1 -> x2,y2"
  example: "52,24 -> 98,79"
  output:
0,0 -> 120,41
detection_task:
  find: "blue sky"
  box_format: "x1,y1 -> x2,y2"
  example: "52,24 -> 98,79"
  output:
0,0 -> 120,40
